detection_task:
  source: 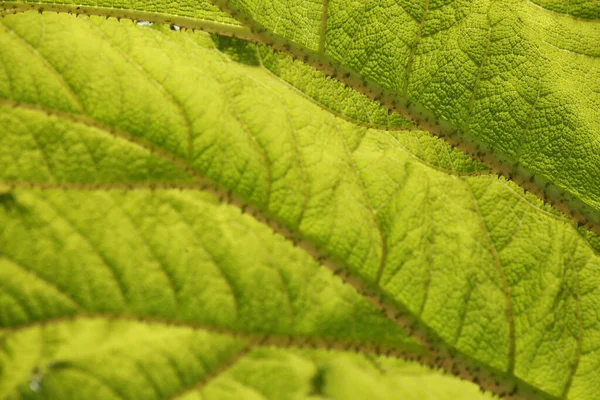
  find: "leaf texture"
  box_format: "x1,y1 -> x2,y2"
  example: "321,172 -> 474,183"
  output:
1,319 -> 498,400
0,9 -> 599,400
212,0 -> 600,231
3,0 -> 599,232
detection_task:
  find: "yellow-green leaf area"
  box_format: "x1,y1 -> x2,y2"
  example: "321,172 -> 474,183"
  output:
4,0 -> 600,231
0,319 -> 493,400
217,0 -> 600,230
1,10 -> 600,400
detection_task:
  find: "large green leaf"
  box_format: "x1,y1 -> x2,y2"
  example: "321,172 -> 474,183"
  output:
213,0 -> 600,233
1,319 -> 497,400
2,0 -> 600,233
0,8 -> 599,400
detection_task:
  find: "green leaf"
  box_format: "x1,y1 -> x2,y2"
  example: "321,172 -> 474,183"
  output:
0,8 -> 599,400
212,0 -> 600,232
527,0 -> 600,19
3,0 -> 599,232
1,319 -> 494,400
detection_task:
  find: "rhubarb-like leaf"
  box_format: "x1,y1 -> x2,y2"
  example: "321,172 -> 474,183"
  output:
3,0 -> 599,232
0,9 -> 599,400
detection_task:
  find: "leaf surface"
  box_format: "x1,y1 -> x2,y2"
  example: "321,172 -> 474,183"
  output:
1,319 -> 497,400
3,0 -> 599,232
0,9 -> 599,400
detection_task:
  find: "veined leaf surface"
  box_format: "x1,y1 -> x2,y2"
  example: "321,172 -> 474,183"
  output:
2,0 -> 600,233
0,7 -> 599,400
